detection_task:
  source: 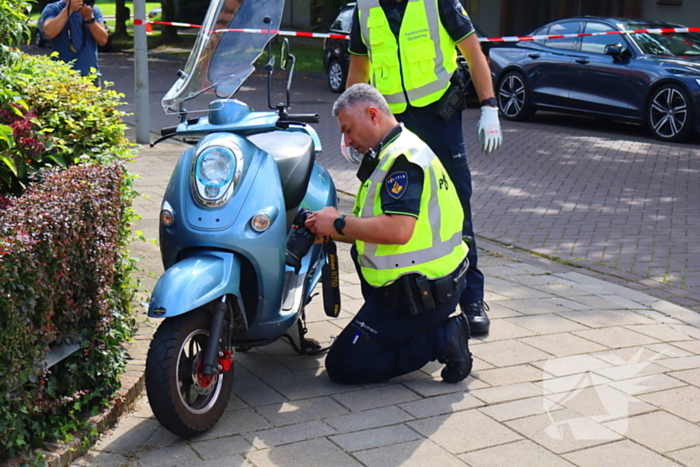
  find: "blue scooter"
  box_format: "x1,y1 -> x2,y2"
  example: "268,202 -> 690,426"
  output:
144,0 -> 338,437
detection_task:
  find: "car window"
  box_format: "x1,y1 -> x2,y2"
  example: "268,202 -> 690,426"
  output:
581,22 -> 619,54
545,21 -> 581,51
624,22 -> 700,56
533,26 -> 549,46
330,7 -> 354,33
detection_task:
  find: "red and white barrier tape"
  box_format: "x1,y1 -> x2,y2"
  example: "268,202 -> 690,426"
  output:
133,19 -> 700,43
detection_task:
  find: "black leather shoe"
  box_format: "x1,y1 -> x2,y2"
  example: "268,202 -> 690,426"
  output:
462,301 -> 490,336
438,314 -> 473,384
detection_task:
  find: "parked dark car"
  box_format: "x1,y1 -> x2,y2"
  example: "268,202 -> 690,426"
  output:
489,17 -> 700,142
33,16 -> 113,53
323,2 -> 355,93
322,2 -> 489,98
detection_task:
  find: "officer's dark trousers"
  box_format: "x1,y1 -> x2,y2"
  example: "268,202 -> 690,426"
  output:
325,261 -> 466,385
395,103 -> 484,306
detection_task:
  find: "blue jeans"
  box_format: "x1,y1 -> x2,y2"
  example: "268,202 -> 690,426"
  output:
395,103 -> 484,305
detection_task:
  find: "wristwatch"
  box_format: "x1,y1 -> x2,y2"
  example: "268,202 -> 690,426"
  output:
85,17 -> 96,25
480,97 -> 498,107
333,215 -> 347,235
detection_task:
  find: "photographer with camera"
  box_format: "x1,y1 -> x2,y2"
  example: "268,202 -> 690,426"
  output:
305,84 -> 472,385
41,0 -> 108,84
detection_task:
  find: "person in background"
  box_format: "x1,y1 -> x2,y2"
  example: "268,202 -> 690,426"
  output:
41,0 -> 108,85
306,84 -> 473,385
346,0 -> 502,336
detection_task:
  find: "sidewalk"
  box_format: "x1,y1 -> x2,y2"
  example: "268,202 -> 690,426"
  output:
71,135 -> 700,467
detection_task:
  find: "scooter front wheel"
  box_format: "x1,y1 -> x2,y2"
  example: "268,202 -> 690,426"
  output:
146,309 -> 234,438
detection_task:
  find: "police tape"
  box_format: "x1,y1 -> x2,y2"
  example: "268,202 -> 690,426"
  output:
132,19 -> 700,42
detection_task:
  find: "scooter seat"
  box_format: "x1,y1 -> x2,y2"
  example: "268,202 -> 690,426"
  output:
248,131 -> 315,211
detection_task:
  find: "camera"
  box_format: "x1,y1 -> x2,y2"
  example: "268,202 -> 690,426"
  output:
84,0 -> 95,6
285,207 -> 316,273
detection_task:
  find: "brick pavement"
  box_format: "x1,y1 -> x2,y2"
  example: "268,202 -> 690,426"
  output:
66,124 -> 700,466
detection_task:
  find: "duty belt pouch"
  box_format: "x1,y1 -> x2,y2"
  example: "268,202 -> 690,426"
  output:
433,275 -> 456,305
414,276 -> 437,311
434,85 -> 464,122
322,241 -> 341,317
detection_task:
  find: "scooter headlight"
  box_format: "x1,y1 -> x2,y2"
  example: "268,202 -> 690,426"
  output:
192,139 -> 243,206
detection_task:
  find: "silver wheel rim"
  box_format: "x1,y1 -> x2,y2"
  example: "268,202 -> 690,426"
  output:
176,328 -> 224,415
650,87 -> 687,138
329,62 -> 343,90
499,74 -> 526,118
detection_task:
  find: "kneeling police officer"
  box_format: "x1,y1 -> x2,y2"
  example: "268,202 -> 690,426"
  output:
305,84 -> 472,384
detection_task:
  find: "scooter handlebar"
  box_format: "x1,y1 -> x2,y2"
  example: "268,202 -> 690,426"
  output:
161,125 -> 178,136
286,113 -> 320,124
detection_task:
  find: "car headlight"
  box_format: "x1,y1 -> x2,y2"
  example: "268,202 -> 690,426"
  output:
192,139 -> 243,206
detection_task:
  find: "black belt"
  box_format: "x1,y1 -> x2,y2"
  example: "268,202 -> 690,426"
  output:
375,258 -> 469,315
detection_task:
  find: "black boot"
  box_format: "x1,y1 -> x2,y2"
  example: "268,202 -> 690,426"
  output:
438,314 -> 473,384
462,301 -> 490,336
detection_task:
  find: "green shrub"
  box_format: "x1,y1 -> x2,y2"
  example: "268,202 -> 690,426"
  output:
0,0 -> 31,67
0,163 -> 137,459
0,53 -> 131,196
0,38 -> 137,461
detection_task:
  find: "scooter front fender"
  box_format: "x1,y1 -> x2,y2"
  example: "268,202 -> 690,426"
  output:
148,251 -> 241,319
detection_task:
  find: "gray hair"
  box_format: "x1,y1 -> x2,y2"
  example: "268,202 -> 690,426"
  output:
332,83 -> 392,118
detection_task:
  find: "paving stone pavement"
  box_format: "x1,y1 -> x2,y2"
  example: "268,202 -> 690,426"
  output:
68,123 -> 700,466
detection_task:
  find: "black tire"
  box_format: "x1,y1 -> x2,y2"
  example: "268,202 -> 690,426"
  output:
497,71 -> 535,121
327,59 -> 347,93
146,309 -> 234,438
647,84 -> 694,142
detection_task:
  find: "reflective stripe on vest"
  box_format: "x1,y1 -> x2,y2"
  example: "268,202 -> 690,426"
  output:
357,0 -> 457,113
353,129 -> 467,287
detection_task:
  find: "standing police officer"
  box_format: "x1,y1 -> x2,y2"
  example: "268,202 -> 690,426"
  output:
306,84 -> 472,384
345,0 -> 502,335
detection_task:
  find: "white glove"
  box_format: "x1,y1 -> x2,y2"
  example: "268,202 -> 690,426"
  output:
476,106 -> 502,155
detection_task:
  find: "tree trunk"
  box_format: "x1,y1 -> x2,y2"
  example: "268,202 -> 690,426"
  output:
161,0 -> 180,43
113,0 -> 129,39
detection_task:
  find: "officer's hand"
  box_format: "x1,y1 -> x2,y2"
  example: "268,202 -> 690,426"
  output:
305,207 -> 340,237
79,5 -> 94,19
476,106 -> 502,155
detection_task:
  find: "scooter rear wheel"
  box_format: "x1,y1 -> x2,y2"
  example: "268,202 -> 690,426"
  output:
146,309 -> 234,438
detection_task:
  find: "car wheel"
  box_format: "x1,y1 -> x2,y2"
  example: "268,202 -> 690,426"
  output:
497,71 -> 534,121
327,60 -> 347,93
647,84 -> 694,142
34,28 -> 46,48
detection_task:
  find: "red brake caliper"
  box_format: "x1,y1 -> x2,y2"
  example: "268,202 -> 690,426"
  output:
219,350 -> 233,372
195,351 -> 233,388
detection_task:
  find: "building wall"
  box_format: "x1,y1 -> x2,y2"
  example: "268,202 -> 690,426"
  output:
641,0 -> 700,24
463,0 -> 503,37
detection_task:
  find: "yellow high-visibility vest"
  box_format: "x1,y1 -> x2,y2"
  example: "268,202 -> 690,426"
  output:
358,0 -> 458,113
353,128 -> 467,287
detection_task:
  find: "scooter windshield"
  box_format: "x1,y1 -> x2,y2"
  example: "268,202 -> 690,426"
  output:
161,0 -> 284,114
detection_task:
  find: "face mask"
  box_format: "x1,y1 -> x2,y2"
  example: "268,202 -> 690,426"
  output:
340,133 -> 363,165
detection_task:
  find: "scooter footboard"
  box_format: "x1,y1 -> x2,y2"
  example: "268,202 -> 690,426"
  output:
148,251 -> 241,318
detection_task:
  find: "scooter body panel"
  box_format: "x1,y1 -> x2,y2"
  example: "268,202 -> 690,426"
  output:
148,251 -> 241,318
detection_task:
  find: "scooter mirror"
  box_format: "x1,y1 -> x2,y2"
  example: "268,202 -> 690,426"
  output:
280,38 -> 290,70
